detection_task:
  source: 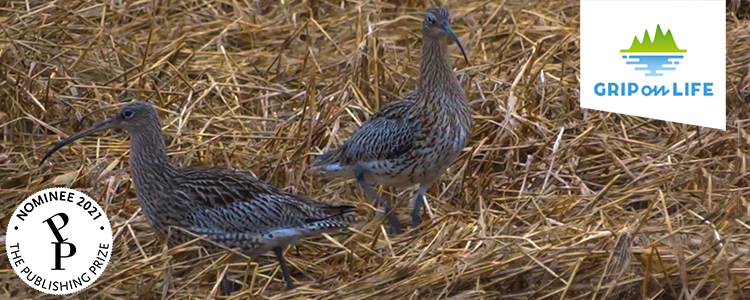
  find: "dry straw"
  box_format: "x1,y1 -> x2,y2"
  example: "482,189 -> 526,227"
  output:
1,0 -> 749,299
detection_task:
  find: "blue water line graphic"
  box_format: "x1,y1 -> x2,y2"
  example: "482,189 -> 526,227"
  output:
622,55 -> 684,77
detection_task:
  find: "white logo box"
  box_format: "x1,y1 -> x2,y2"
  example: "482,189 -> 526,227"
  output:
580,0 -> 726,130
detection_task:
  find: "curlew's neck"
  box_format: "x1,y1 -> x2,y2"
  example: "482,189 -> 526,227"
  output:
416,34 -> 461,92
128,118 -> 175,186
127,117 -> 186,237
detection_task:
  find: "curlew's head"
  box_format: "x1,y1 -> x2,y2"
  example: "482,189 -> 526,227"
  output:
422,7 -> 468,64
38,101 -> 159,166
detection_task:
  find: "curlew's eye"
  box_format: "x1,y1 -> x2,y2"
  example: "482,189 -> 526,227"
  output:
122,110 -> 134,119
425,15 -> 435,24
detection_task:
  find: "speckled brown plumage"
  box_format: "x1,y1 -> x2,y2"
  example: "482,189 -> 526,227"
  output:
310,7 -> 472,234
39,101 -> 358,294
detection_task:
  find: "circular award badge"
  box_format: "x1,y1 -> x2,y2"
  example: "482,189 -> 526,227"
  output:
5,187 -> 113,295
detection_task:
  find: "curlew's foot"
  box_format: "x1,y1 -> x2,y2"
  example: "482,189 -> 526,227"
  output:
220,273 -> 241,296
386,212 -> 403,235
284,278 -> 296,291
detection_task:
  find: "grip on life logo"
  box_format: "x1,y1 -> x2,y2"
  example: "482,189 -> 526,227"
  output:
580,0 -> 726,130
621,24 -> 687,77
5,187 -> 113,295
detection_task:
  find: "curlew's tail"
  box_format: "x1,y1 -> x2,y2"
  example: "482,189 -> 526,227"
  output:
303,203 -> 359,234
240,201 -> 359,252
308,148 -> 353,178
306,204 -> 358,223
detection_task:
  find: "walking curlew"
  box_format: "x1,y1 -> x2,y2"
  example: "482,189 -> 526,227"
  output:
39,101 -> 358,294
310,7 -> 472,234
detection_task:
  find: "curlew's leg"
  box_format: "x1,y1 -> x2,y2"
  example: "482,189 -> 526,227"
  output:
354,165 -> 402,234
273,247 -> 295,290
411,184 -> 428,233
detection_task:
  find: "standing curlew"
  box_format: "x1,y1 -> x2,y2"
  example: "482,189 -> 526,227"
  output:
39,101 -> 358,294
310,7 -> 472,234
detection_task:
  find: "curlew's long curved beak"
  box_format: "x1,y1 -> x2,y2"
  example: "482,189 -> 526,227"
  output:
442,23 -> 469,65
38,118 -> 113,166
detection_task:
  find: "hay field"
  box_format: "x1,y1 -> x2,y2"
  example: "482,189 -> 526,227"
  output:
1,0 -> 749,299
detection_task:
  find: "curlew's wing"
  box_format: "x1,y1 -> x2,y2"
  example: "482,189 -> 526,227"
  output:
173,167 -> 357,236
325,99 -> 417,166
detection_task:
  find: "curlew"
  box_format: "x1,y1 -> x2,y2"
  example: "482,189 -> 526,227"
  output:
310,7 -> 472,234
39,101 -> 358,294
